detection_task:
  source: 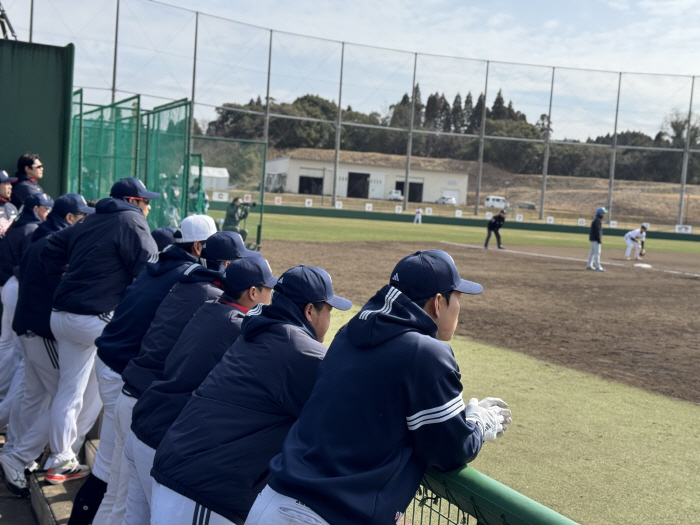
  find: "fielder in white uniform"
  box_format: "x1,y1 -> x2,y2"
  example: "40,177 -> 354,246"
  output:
624,225 -> 647,260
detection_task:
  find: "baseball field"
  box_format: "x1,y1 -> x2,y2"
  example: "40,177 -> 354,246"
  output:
213,212 -> 700,525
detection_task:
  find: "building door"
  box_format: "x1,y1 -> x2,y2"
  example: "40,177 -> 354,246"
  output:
395,181 -> 424,202
348,172 -> 370,198
299,176 -> 323,195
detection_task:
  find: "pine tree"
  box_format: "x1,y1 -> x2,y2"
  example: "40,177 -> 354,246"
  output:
439,94 -> 452,132
463,92 -> 473,133
469,93 -> 488,132
491,89 -> 508,120
451,94 -> 464,133
424,92 -> 441,130
412,83 -> 424,128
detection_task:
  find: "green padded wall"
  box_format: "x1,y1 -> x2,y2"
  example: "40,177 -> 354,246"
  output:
0,40 -> 74,198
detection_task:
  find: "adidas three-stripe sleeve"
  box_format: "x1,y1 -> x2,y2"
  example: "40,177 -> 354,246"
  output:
406,370 -> 483,471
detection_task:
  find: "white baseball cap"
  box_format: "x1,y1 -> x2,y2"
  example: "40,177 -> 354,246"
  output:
174,215 -> 217,243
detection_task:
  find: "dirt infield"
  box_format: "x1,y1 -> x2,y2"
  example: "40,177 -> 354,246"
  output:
261,240 -> 700,404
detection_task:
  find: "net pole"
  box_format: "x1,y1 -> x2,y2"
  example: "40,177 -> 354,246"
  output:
539,67 -> 555,220
402,53 -> 418,212
677,75 -> 694,225
332,42 -> 344,207
474,60 -> 489,216
263,30 -> 273,144
111,0 -> 120,104
606,72 -> 622,224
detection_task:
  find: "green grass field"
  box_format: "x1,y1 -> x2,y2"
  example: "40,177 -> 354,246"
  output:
327,308 -> 700,525
209,211 -> 699,254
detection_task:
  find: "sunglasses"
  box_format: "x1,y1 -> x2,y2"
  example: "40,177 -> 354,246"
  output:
31,164 -> 44,169
129,197 -> 150,205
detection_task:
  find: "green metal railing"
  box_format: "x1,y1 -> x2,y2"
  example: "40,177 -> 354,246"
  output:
407,466 -> 578,525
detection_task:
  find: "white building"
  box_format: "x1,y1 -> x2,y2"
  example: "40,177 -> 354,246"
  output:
190,166 -> 230,190
266,149 -> 470,205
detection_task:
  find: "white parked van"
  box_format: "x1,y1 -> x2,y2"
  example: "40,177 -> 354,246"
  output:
484,195 -> 509,209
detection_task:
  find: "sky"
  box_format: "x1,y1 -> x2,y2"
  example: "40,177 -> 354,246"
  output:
5,0 -> 700,141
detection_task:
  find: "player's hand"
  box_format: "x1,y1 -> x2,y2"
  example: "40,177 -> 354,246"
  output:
478,397 -> 508,409
465,398 -> 511,441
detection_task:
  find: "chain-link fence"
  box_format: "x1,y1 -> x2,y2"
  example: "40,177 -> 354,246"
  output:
7,0 -> 699,231
69,93 -> 191,229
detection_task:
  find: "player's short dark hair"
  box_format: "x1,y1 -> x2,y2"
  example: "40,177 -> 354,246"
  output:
233,285 -> 263,302
295,301 -> 326,316
17,153 -> 40,174
233,197 -> 241,204
412,289 -> 453,309
174,241 -> 195,254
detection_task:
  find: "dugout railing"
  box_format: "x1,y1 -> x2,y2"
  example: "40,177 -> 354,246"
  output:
409,466 -> 578,525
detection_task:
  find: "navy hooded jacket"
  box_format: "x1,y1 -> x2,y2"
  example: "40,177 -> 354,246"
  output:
268,285 -> 483,525
0,208 -> 42,285
13,213 -> 71,339
150,292 -> 327,523
130,294 -> 248,450
95,245 -> 199,375
11,173 -> 45,208
42,198 -> 157,315
120,265 -> 225,398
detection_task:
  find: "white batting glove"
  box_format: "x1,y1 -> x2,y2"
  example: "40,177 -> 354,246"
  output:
464,398 -> 511,441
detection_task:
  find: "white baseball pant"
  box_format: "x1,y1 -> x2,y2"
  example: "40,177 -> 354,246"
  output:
624,237 -> 641,258
45,311 -> 108,468
121,430 -> 155,525
0,277 -> 22,404
0,359 -> 24,434
151,482 -> 241,525
93,390 -> 137,525
2,332 -> 98,472
587,241 -> 602,270
244,486 -> 329,525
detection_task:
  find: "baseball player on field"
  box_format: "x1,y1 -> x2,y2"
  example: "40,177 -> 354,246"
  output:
78,215 -> 216,525
122,256 -> 277,525
624,225 -> 647,260
586,207 -> 607,272
149,266 -> 351,525
245,250 -> 511,525
40,178 -> 158,485
0,195 -> 94,497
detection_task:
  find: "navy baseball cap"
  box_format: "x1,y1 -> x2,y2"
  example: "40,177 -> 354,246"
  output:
203,231 -> 260,261
223,257 -> 278,295
110,178 -> 160,200
274,265 -> 351,311
151,226 -> 177,252
52,194 -> 95,217
390,250 -> 483,301
24,192 -> 54,209
0,170 -> 17,183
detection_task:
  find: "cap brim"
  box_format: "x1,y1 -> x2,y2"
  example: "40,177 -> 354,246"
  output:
142,190 -> 161,199
454,279 -> 483,295
239,249 -> 262,259
263,276 -> 279,288
326,295 -> 352,311
79,205 -> 96,214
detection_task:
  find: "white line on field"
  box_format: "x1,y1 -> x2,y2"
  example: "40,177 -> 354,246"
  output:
440,241 -> 700,278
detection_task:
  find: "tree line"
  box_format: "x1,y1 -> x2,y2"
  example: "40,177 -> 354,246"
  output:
202,88 -> 700,185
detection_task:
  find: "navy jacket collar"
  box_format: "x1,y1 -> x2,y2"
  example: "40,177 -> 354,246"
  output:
241,292 -> 317,342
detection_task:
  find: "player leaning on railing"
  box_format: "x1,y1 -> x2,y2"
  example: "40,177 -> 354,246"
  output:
246,250 -> 511,525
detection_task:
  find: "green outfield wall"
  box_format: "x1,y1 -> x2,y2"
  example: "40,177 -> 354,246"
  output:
0,40 -> 74,198
209,203 -> 700,242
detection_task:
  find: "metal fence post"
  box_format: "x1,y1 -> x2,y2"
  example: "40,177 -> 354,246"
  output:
111,0 -> 120,104
606,72 -> 622,224
263,30 -> 273,145
678,75 -> 695,225
402,53 -> 418,212
332,42 -> 344,207
539,67 -> 555,220
29,0 -> 34,42
474,61 -> 489,216
190,11 -> 199,133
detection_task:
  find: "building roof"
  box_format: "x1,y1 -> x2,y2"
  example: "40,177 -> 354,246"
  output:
190,166 -> 229,179
269,148 -> 473,174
